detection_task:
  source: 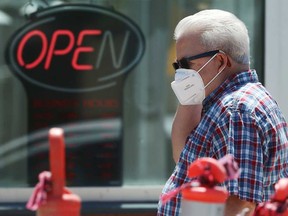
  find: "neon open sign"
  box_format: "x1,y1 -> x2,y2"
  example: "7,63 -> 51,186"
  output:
5,4 -> 145,92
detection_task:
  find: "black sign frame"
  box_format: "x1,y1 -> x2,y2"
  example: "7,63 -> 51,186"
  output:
5,3 -> 145,186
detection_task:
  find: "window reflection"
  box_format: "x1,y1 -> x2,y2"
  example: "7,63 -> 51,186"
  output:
0,0 -> 263,187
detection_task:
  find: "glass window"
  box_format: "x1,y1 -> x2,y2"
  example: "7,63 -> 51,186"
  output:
0,0 -> 264,188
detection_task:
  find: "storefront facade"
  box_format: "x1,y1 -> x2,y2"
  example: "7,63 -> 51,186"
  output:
0,0 -> 267,215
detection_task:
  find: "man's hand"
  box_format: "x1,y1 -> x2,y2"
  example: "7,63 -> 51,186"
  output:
171,104 -> 202,163
224,195 -> 256,216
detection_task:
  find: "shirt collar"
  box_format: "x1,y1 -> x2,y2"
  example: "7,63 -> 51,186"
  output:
202,69 -> 259,113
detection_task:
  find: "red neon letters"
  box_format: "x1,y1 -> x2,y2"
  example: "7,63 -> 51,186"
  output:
17,29 -> 102,70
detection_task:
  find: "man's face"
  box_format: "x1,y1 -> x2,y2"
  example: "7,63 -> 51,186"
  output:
175,34 -> 223,96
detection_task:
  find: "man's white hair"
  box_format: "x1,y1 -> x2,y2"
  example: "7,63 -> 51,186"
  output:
174,9 -> 250,65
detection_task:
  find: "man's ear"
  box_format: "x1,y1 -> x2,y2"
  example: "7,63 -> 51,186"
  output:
218,52 -> 231,68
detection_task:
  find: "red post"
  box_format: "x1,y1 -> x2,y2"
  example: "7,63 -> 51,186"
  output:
254,178 -> 288,215
37,127 -> 81,216
180,158 -> 228,216
49,128 -> 65,197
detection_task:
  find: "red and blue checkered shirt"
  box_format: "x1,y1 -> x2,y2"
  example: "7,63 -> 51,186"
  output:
158,70 -> 288,215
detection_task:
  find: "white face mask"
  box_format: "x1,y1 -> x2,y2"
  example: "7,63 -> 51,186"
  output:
171,53 -> 225,105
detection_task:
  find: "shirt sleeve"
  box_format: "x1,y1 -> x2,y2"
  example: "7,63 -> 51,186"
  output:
211,109 -> 265,203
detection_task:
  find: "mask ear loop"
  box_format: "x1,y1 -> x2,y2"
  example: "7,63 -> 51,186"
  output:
196,52 -> 218,74
194,52 -> 220,89
204,53 -> 227,88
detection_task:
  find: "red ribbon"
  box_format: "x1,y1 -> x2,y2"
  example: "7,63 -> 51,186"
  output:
161,154 -> 240,204
26,171 -> 52,211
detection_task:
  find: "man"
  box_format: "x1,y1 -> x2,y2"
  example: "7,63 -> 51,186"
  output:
158,9 -> 288,216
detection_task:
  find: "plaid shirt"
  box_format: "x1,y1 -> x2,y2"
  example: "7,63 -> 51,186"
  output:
158,70 -> 288,216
